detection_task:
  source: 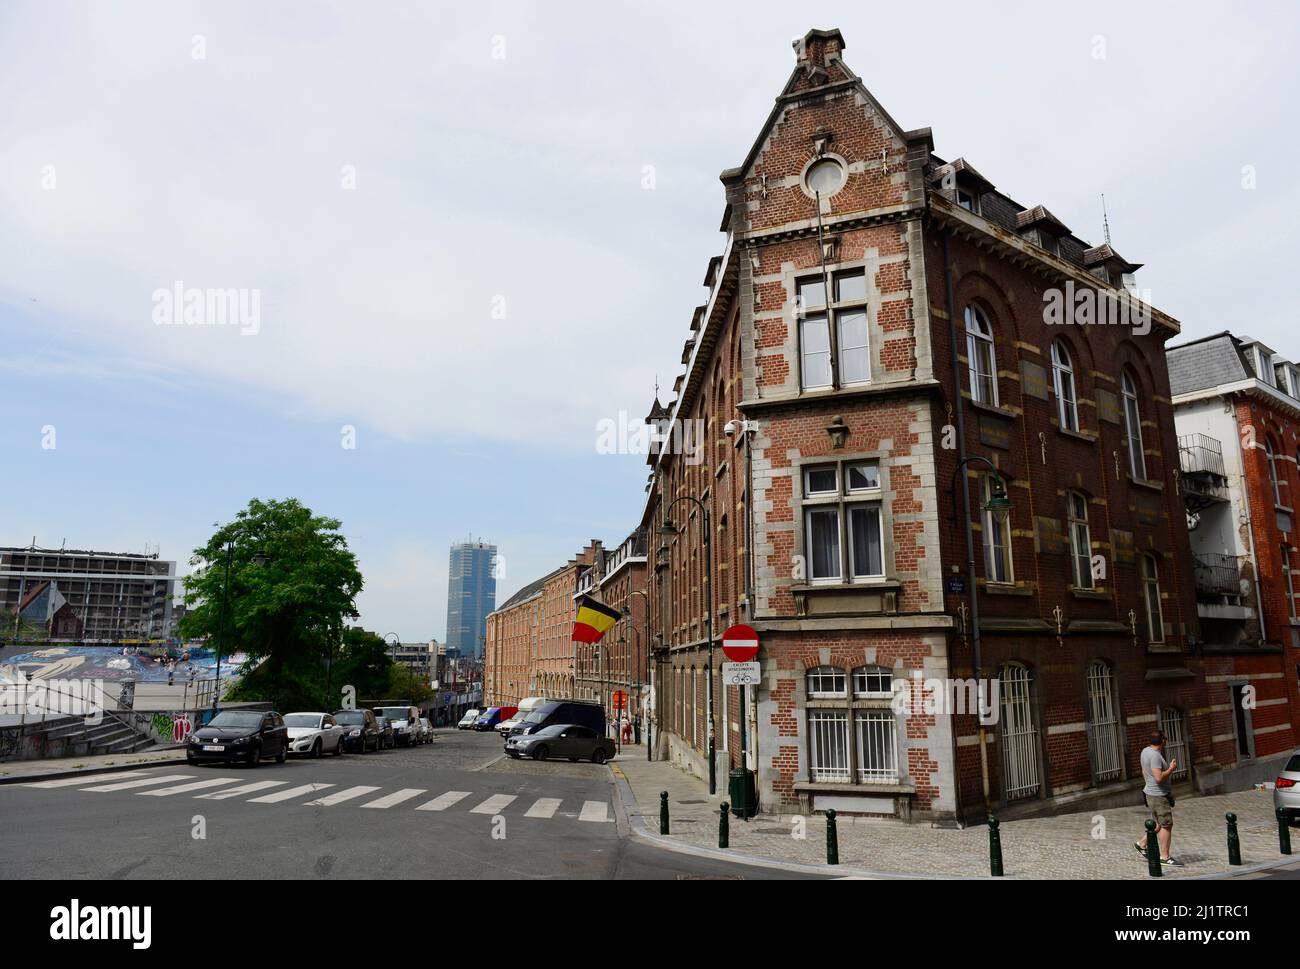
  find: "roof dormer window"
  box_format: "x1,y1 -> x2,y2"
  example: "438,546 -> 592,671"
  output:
957,187 -> 980,214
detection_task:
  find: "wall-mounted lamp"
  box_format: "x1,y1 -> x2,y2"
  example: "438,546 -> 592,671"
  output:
826,415 -> 849,449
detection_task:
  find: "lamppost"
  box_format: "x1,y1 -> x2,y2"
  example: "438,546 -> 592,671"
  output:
659,494 -> 717,796
622,590 -> 652,762
385,632 -> 411,699
948,456 -> 1012,812
211,542 -> 266,713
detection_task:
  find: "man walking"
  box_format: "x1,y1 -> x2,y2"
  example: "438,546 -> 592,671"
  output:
1136,731 -> 1181,866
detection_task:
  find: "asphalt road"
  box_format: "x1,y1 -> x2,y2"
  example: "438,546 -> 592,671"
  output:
0,728 -> 825,880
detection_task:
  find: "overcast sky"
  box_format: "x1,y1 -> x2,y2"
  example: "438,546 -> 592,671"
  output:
2,1 -> 1297,640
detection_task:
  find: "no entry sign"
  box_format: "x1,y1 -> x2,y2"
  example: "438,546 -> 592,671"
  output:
721,624 -> 759,662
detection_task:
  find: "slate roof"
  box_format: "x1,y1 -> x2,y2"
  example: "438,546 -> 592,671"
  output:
1167,332 -> 1252,395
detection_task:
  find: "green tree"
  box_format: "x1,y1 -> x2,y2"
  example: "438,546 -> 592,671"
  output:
333,626 -> 394,703
180,498 -> 364,708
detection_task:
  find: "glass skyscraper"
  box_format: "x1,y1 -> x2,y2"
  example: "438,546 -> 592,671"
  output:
445,541 -> 497,658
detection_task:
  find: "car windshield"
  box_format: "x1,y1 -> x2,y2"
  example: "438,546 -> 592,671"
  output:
535,724 -> 567,737
377,708 -> 409,719
283,714 -> 323,728
334,711 -> 366,725
524,705 -> 559,724
1287,754 -> 1300,772
207,711 -> 263,729
480,708 -> 499,717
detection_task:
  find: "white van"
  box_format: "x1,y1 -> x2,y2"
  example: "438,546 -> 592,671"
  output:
498,696 -> 547,738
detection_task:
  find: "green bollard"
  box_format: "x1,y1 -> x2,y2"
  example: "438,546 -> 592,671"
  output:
1144,819 -> 1163,877
825,808 -> 839,865
1278,808 -> 1293,856
988,815 -> 1004,877
1226,812 -> 1242,866
659,791 -> 670,835
719,802 -> 730,849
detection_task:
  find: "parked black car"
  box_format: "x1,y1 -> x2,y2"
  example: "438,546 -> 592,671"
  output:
370,711 -> 397,749
507,700 -> 605,738
333,709 -> 382,753
505,724 -> 615,764
187,710 -> 289,766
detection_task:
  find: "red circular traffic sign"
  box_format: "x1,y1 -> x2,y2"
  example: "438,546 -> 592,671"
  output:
721,624 -> 759,662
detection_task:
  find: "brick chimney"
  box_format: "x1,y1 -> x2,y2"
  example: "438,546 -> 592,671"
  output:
793,28 -> 845,68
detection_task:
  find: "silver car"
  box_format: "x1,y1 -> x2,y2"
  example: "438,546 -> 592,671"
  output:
1276,749 -> 1300,823
284,712 -> 347,758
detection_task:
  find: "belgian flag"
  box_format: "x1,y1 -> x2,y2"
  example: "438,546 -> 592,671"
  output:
572,595 -> 620,644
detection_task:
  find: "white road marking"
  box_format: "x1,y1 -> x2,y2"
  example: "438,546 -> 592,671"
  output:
579,800 -> 610,823
524,797 -> 562,819
137,778 -> 242,797
247,783 -> 333,803
469,793 -> 516,814
306,785 -> 380,806
415,790 -> 471,812
22,771 -> 153,788
196,780 -> 287,800
361,788 -> 426,809
80,774 -> 194,792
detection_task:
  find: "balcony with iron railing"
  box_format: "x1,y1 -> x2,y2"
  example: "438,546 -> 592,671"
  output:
1193,552 -> 1243,597
1179,433 -> 1230,506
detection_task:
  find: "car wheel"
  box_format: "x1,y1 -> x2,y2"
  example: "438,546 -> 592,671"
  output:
591,749 -> 608,765
275,745 -> 287,764
532,745 -> 549,761
311,739 -> 322,759
248,743 -> 261,768
334,737 -> 344,756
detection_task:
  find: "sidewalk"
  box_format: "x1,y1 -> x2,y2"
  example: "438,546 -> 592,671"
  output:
0,747 -> 185,783
611,754 -> 1295,879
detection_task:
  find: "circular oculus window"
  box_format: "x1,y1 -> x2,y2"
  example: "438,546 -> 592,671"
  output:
804,157 -> 846,196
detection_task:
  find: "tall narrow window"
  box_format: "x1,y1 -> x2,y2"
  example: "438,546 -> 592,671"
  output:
965,306 -> 998,405
798,279 -> 831,390
1086,661 -> 1124,782
836,271 -> 870,386
1283,546 -> 1297,620
999,662 -> 1041,800
1142,554 -> 1164,642
1266,438 -> 1282,506
982,474 -> 1013,583
1122,370 -> 1146,479
1068,492 -> 1093,589
1052,340 -> 1079,432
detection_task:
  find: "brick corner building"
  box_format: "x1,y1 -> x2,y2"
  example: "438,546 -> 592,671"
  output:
643,27 -> 1214,822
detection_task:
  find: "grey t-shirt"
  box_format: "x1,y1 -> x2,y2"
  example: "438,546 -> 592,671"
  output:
1141,745 -> 1172,796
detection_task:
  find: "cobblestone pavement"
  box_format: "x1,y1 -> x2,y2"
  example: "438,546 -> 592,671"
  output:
613,757 -> 1295,879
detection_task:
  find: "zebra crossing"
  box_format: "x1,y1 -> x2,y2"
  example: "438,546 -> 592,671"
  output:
19,771 -> 614,822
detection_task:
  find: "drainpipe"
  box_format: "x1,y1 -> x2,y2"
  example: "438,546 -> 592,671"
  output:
1231,396 -> 1268,642
943,229 -> 993,815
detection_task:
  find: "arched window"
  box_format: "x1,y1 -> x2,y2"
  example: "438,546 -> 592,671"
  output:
852,665 -> 893,697
806,666 -> 847,697
1122,369 -> 1146,479
1142,554 -> 1164,643
999,662 -> 1041,800
1067,492 -> 1093,589
1266,437 -> 1282,505
1086,661 -> 1123,781
1051,340 -> 1079,431
964,305 -> 998,405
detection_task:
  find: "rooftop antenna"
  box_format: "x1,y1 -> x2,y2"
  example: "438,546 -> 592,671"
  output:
1101,193 -> 1112,246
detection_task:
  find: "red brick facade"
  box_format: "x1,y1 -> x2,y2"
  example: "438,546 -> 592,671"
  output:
642,28 -> 1216,822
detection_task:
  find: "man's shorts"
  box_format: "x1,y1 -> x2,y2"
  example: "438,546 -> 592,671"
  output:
1145,794 -> 1174,828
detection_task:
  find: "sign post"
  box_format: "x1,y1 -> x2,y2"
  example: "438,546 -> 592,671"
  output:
721,624 -> 760,819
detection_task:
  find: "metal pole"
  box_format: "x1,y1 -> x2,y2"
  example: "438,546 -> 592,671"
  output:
943,230 -> 992,814
211,542 -> 232,713
704,506 -> 716,796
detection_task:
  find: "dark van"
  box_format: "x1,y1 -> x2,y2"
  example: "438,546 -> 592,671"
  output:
508,700 -> 605,738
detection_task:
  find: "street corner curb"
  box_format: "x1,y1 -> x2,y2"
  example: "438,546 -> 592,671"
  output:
0,756 -> 188,785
